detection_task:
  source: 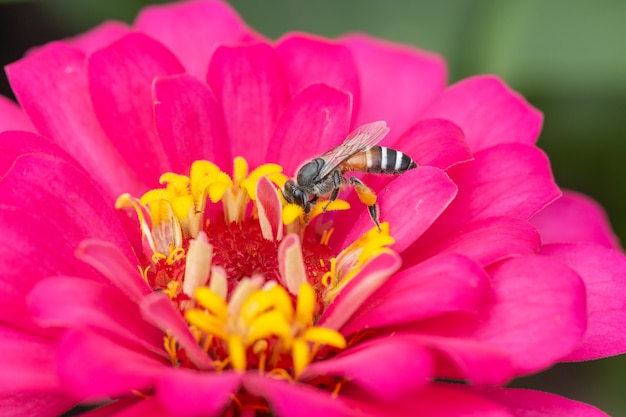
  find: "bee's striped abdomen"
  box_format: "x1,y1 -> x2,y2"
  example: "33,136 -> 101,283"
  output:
364,146 -> 417,174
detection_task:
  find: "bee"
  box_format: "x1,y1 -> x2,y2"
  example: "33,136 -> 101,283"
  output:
281,121 -> 417,230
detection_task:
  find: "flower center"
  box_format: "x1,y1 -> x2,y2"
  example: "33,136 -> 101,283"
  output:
116,157 -> 395,395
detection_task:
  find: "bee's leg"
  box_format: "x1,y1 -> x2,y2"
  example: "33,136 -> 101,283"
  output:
322,170 -> 344,212
348,177 -> 381,231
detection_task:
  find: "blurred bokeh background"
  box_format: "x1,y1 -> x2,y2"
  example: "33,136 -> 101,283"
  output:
1,0 -> 625,415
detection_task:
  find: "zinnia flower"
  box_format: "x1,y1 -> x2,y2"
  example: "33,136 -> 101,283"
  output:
1,1 -> 625,416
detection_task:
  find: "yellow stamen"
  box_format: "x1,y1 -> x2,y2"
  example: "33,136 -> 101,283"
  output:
324,222 -> 395,300
163,332 -> 179,366
302,327 -> 346,349
320,228 -> 334,246
194,287 -> 228,320
228,335 -> 247,372
163,280 -> 180,299
246,310 -> 293,347
185,309 -> 228,339
233,157 -> 249,186
292,338 -> 309,379
295,283 -> 316,327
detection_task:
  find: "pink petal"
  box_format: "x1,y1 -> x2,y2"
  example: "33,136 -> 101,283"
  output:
542,243 -> 626,360
531,191 -> 621,250
408,334 -> 513,385
342,33 -> 447,141
405,217 -> 542,267
473,387 -> 610,417
303,336 -> 433,401
256,176 -> 283,241
277,33 -> 360,122
389,118 -> 471,170
0,203 -> 97,295
6,42 -> 145,199
400,384 -> 514,417
319,252 -> 401,331
472,255 -> 587,374
0,325 -> 59,392
140,293 -> 213,370
207,43 -> 288,169
57,330 -> 167,400
419,75 -> 543,152
430,143 -> 560,238
88,33 -> 184,187
81,396 -> 171,417
341,253 -> 490,334
29,277 -> 164,356
135,0 -> 260,80
336,166 -> 457,253
156,368 -> 242,417
0,393 -> 74,417
0,130 -> 75,179
153,74 -> 230,174
243,375 -> 393,417
0,154 -> 134,290
266,83 -> 352,175
0,282 -> 49,334
0,95 -> 33,132
67,20 -> 131,53
75,239 -> 151,301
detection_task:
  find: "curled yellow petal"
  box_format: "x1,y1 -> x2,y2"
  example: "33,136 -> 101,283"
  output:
302,327 -> 346,349
194,287 -> 228,320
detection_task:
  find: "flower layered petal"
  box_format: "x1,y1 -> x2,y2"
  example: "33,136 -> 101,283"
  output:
243,375 -> 407,417
75,239 -> 152,302
29,277 -> 164,356
542,243 -> 626,360
0,153 -> 134,290
320,252 -> 401,330
0,325 -> 60,392
302,336 -> 433,401
426,143 -> 560,239
0,131 -> 75,179
405,334 -> 513,385
472,255 -> 586,374
341,253 -> 490,334
80,396 -> 170,417
395,384 -> 514,417
389,118 -> 471,170
277,33 -> 360,121
266,83 -> 351,174
0,95 -> 33,132
156,368 -> 242,417
531,191 -> 621,249
0,393 -> 73,417
342,34 -> 446,141
140,293 -> 213,370
419,75 -> 543,151
67,20 -> 131,53
207,43 -> 288,168
88,33 -> 183,187
472,387 -> 610,417
336,166 -> 457,252
135,0 -> 259,79
57,330 -> 167,400
405,217 -> 541,267
6,43 -> 145,199
153,74 -> 231,173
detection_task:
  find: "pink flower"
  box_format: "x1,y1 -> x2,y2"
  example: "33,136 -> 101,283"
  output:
1,1 -> 625,416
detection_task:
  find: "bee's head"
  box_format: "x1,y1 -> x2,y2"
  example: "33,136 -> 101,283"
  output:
282,180 -> 310,212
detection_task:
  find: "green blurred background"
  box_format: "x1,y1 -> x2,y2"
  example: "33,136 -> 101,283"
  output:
1,0 -> 625,415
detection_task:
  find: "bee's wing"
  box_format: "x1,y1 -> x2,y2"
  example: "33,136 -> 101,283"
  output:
316,121 -> 390,179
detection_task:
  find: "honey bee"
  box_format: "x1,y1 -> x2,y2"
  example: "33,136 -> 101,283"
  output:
281,121 -> 417,229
